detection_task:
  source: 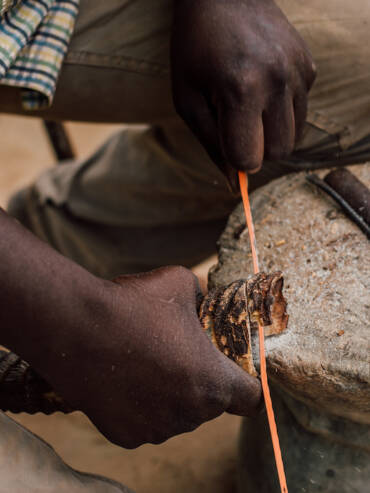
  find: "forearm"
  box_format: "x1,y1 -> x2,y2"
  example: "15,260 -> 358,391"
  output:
0,208 -> 110,376
0,210 -> 263,443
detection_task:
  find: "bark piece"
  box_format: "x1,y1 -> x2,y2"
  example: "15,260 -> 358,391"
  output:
199,272 -> 288,377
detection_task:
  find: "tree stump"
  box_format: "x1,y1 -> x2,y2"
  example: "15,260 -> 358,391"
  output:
209,164 -> 370,492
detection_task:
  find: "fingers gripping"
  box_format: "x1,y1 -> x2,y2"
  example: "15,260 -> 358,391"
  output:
225,358 -> 262,417
218,98 -> 265,173
263,91 -> 296,160
173,85 -> 225,168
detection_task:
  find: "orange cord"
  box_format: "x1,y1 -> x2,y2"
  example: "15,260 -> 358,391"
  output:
239,171 -> 288,493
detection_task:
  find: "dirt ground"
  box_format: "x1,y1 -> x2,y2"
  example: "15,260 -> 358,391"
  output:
1,114 -> 240,493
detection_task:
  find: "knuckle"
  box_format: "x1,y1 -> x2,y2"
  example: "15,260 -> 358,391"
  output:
225,70 -> 260,102
175,264 -> 194,278
104,430 -> 142,450
310,60 -> 317,77
226,60 -> 290,103
199,392 -> 228,421
307,60 -> 317,88
147,431 -> 170,446
297,50 -> 317,90
185,376 -> 228,423
164,265 -> 195,283
268,59 -> 290,93
149,419 -> 200,444
122,439 -> 142,450
172,421 -> 200,438
166,419 -> 200,439
169,265 -> 199,291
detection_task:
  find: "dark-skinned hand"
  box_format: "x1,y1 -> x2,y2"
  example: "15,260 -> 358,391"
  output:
0,212 -> 261,449
44,266 -> 262,449
171,0 -> 316,176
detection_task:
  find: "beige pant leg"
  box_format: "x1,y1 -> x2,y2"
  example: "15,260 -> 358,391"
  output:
0,0 -> 175,122
1,0 -> 369,144
276,0 -> 370,149
4,0 -> 370,277
0,412 -> 133,493
5,0 -> 241,277
11,120 -> 237,278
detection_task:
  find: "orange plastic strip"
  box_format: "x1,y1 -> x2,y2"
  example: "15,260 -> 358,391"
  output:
239,171 -> 288,493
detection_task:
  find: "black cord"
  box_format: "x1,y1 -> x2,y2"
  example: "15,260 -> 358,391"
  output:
306,173 -> 370,239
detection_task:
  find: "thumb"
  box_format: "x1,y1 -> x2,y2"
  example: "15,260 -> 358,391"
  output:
225,359 -> 263,417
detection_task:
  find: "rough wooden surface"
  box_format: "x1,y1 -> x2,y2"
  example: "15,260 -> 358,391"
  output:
209,164 -> 370,425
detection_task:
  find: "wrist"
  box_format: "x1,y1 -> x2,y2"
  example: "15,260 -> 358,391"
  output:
0,209 -> 114,378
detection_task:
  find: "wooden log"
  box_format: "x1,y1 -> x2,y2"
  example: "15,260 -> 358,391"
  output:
209,163 -> 370,425
214,164 -> 370,493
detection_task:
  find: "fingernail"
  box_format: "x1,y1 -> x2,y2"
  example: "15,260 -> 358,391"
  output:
224,164 -> 240,194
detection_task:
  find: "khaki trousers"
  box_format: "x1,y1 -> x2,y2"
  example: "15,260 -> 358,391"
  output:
0,411 -> 133,493
3,0 -> 370,278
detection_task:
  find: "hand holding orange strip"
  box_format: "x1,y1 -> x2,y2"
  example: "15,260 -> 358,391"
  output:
238,171 -> 288,493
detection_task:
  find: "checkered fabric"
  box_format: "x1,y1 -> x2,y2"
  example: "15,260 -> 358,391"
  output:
0,1 -> 21,16
0,0 -> 79,109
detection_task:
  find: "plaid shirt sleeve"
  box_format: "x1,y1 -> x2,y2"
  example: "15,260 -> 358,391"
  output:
0,0 -> 79,110
0,1 -> 21,16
